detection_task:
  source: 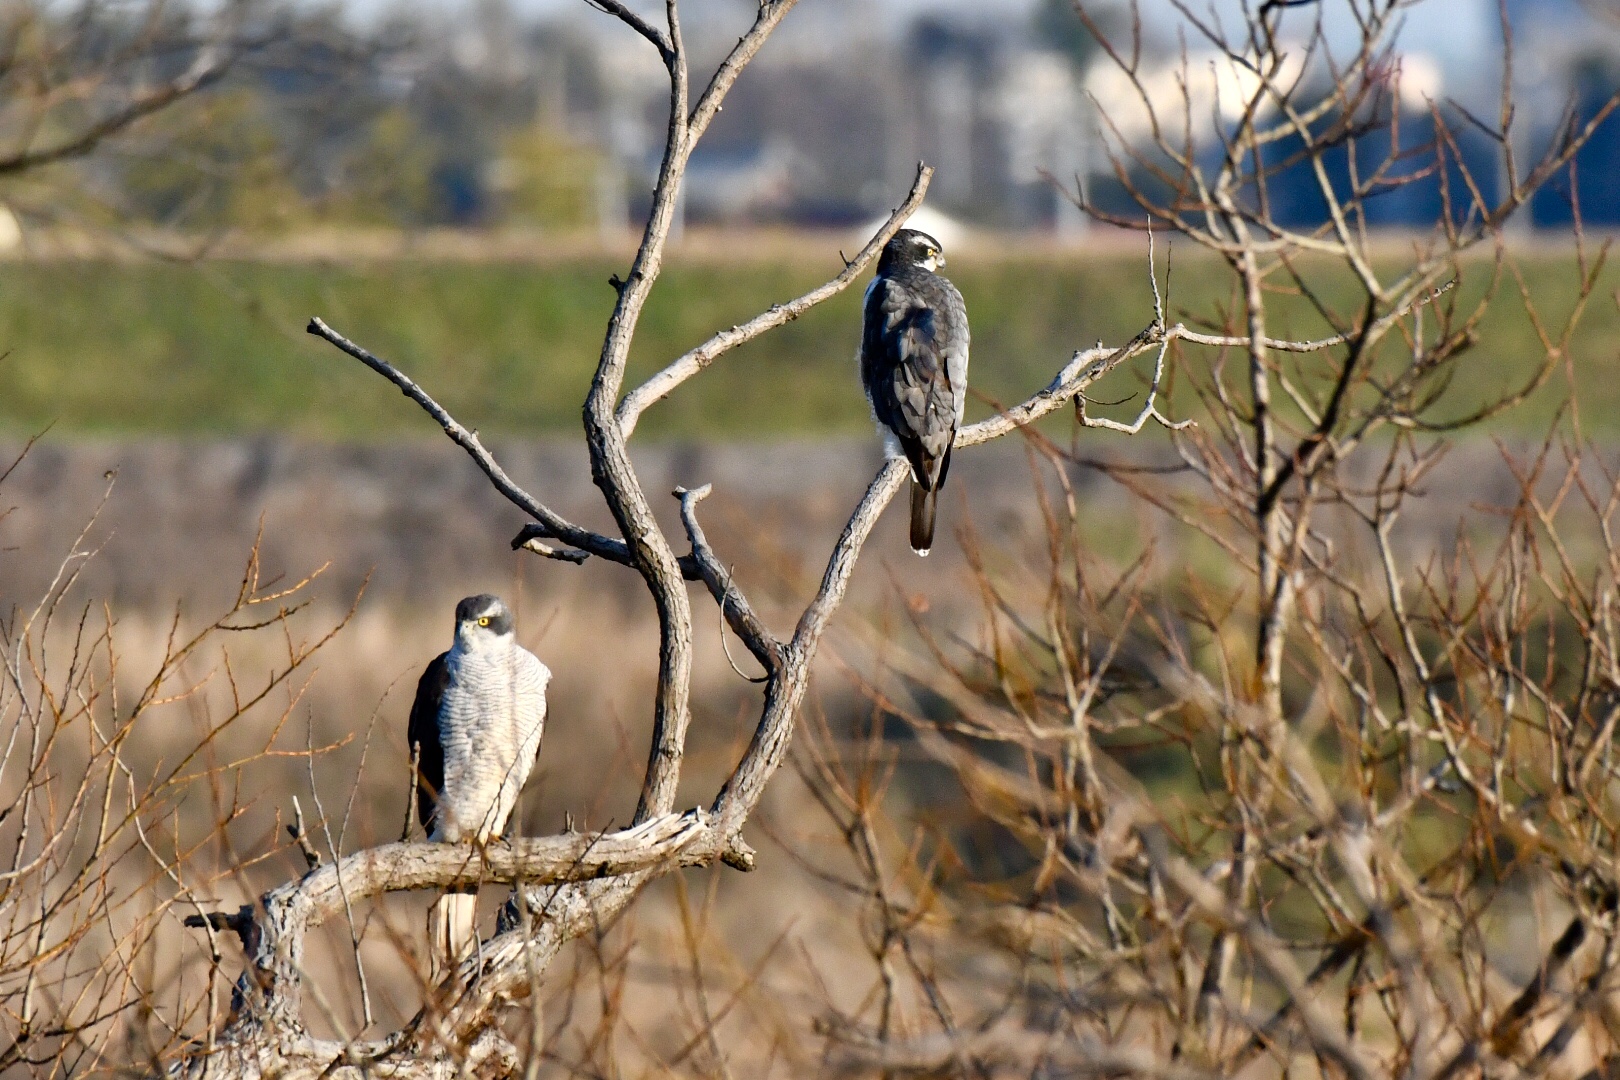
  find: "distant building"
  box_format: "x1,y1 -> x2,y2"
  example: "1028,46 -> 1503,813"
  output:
541,3 -> 1100,229
1499,0 -> 1620,226
681,137 -> 817,222
305,0 -> 1620,233
1260,57 -> 1505,231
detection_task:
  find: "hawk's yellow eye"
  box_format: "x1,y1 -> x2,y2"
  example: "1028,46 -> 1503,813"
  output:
477,617 -> 490,627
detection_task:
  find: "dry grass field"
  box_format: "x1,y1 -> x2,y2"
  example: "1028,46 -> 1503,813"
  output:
1,433 -> 1584,1075
0,435 -> 1108,1067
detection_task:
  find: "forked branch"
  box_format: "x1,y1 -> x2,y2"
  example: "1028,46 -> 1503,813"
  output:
617,163 -> 933,437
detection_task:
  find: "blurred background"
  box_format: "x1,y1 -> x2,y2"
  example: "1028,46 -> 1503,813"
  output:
0,0 -> 1616,442
6,0 -> 1612,239
4,0 -> 1620,1062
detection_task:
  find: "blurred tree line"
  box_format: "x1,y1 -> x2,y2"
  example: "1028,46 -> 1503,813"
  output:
6,1 -> 605,234
14,0 -> 1610,237
0,0 -> 1113,236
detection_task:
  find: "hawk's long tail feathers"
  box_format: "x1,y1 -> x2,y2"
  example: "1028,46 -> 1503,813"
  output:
909,479 -> 937,557
427,887 -> 479,981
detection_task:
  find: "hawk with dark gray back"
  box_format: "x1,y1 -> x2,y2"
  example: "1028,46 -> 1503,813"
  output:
860,228 -> 971,555
408,594 -> 550,975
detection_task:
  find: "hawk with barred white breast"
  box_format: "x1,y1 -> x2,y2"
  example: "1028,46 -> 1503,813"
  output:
408,593 -> 549,975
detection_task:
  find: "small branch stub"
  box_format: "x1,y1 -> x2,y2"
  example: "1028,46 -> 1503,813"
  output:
289,797 -> 322,870
511,526 -> 592,563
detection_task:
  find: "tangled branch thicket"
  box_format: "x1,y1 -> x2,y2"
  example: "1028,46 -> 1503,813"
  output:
0,457 -> 354,1074
4,0 -> 1620,1076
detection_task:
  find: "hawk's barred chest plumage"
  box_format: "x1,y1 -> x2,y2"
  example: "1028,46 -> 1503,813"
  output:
859,228 -> 970,555
408,595 -> 549,844
409,594 -> 551,974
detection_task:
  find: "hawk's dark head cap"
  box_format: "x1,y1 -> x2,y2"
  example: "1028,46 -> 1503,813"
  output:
454,593 -> 514,637
878,229 -> 945,275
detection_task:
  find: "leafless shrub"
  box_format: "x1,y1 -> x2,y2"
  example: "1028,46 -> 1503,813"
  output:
791,3 -> 1620,1079
0,0 -> 268,233
0,437 -> 355,1073
0,2 -> 253,169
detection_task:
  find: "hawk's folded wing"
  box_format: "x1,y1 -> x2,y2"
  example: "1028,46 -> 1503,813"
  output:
862,276 -> 961,488
407,651 -> 450,835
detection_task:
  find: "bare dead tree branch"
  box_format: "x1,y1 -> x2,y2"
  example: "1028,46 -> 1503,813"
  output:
617,163 -> 932,437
